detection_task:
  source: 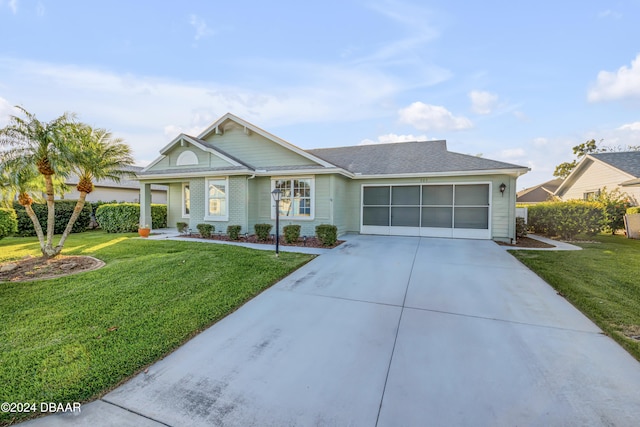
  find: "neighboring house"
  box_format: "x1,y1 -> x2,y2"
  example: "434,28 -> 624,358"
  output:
61,166 -> 167,204
516,178 -> 563,204
137,113 -> 529,242
555,151 -> 640,204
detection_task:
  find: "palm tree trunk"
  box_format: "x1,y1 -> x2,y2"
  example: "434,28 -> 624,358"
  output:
23,204 -> 47,253
43,174 -> 57,256
56,192 -> 87,253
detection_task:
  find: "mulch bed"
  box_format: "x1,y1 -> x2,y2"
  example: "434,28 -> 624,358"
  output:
496,236 -> 556,248
182,233 -> 344,249
0,255 -> 105,283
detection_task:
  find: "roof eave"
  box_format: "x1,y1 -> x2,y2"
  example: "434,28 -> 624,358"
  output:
351,168 -> 530,180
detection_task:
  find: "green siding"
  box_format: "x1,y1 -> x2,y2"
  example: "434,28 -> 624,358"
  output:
248,175 -> 335,237
146,143 -> 234,173
202,126 -> 319,168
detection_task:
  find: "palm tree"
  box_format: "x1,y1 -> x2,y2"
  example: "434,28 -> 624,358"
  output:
0,107 -> 75,256
55,124 -> 135,251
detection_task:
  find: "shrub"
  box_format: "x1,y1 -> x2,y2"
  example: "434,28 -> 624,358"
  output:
627,207 -> 640,214
94,203 -> 167,233
515,217 -> 527,239
254,223 -> 273,241
197,223 -> 214,238
151,204 -> 167,229
316,224 -> 338,246
176,221 -> 188,233
227,225 -> 242,241
95,203 -> 139,233
0,208 -> 18,240
595,188 -> 632,234
13,201 -> 91,236
283,224 -> 301,244
527,200 -> 603,240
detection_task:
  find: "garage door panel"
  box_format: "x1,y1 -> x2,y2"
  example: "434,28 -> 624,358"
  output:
421,207 -> 453,228
363,206 -> 390,226
454,207 -> 489,229
391,207 -> 420,227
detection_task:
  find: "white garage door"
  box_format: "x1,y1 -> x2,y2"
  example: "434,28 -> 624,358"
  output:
360,184 -> 491,239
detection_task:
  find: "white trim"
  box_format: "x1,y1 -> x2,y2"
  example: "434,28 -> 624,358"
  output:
359,182 -> 492,239
204,177 -> 229,221
142,155 -> 167,172
136,167 -> 352,181
270,176 -> 315,221
182,182 -> 190,218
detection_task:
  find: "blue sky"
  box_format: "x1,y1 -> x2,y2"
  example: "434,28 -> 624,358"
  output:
1,0 -> 640,189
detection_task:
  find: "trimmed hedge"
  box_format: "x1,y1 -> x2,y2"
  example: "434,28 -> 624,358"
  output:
176,222 -> 188,233
254,223 -> 273,241
13,201 -> 91,237
95,203 -> 167,233
0,208 -> 18,240
316,224 -> 338,246
151,204 -> 167,229
196,223 -> 214,238
227,225 -> 242,240
283,224 -> 301,244
527,201 -> 603,240
627,207 -> 640,214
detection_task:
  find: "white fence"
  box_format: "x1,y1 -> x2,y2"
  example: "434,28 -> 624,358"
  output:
516,206 -> 528,224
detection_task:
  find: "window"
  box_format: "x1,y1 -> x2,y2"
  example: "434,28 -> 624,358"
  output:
205,178 -> 228,220
176,150 -> 198,166
272,177 -> 313,219
182,183 -> 190,218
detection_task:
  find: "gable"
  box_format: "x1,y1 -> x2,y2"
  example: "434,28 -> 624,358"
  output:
200,121 -> 321,169
556,158 -> 633,199
145,137 -> 238,173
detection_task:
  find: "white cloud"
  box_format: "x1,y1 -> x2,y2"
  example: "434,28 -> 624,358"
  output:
0,57 -> 410,163
8,0 -> 18,14
398,102 -> 472,131
618,121 -> 640,131
532,137 -> 549,147
189,14 -> 214,41
598,9 -> 622,19
0,96 -> 19,127
469,90 -> 498,115
588,54 -> 640,102
359,133 -> 429,145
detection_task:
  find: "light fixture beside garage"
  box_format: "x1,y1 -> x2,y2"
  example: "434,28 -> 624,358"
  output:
499,183 -> 506,196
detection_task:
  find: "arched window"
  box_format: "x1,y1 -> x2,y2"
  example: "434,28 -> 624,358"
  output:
176,150 -> 198,166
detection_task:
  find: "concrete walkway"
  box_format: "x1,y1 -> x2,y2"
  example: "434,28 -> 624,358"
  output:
22,236 -> 640,426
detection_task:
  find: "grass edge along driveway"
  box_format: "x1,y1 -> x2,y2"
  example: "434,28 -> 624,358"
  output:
0,231 -> 314,426
510,234 -> 640,363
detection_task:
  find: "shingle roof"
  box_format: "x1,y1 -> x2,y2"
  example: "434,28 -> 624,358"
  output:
307,140 -> 526,175
591,151 -> 640,178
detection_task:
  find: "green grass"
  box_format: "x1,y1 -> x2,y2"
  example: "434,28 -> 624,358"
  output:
0,231 -> 313,425
510,234 -> 640,362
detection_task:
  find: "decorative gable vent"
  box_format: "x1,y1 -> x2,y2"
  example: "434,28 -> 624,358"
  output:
176,150 -> 199,166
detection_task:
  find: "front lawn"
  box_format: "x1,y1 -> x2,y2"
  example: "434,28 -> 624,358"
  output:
510,235 -> 640,362
0,231 -> 313,425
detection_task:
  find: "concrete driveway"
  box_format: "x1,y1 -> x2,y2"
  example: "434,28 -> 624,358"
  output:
24,236 -> 640,426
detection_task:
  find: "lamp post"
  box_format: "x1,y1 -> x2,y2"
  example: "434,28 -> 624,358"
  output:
271,188 -> 282,257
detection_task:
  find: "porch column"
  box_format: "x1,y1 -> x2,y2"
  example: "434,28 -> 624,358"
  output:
140,183 -> 153,230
